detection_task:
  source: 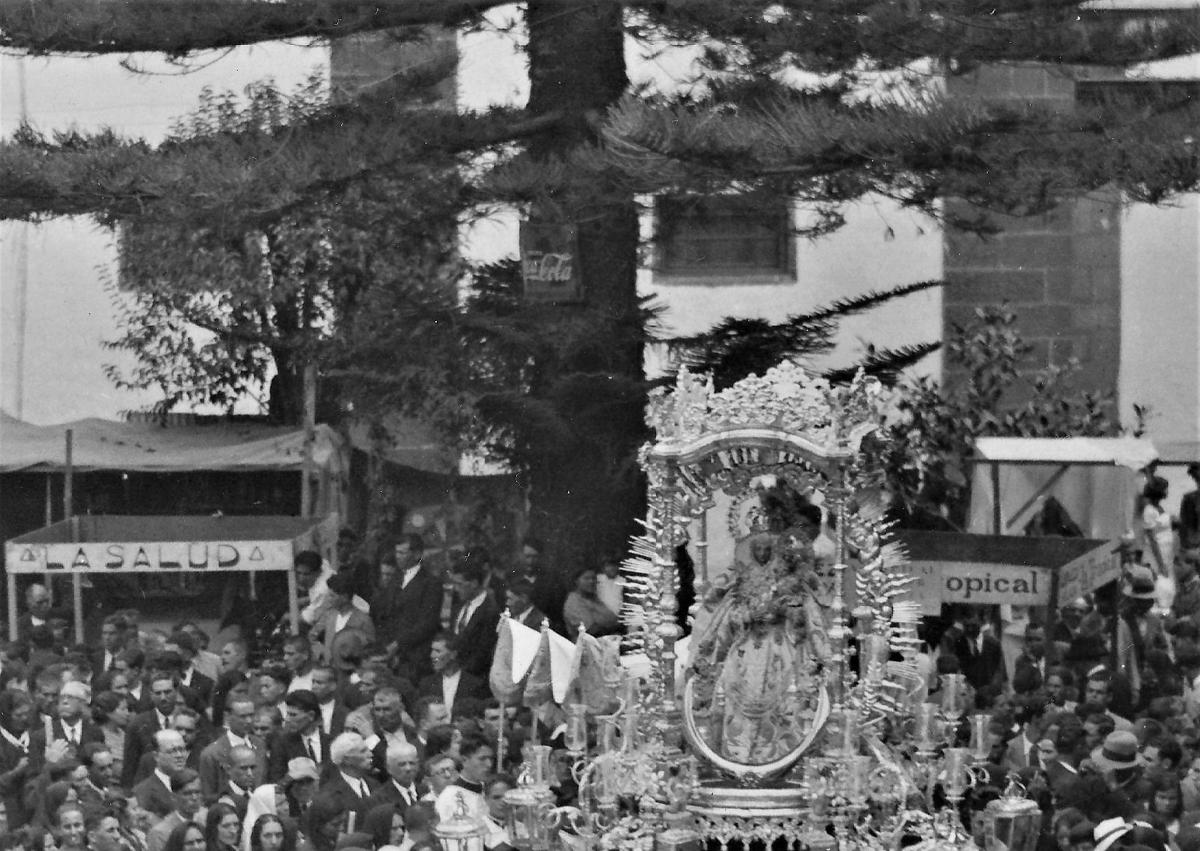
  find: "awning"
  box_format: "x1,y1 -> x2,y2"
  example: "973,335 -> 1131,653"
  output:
0,413 -> 345,474
973,436 -> 1158,470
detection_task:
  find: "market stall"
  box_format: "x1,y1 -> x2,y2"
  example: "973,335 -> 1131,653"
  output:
3,513 -> 338,640
968,435 -> 1158,540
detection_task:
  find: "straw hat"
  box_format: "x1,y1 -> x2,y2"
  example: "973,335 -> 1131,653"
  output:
1090,731 -> 1140,772
1094,818 -> 1132,851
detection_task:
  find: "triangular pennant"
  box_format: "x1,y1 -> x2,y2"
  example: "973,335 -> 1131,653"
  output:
509,619 -> 541,681
546,629 -> 576,705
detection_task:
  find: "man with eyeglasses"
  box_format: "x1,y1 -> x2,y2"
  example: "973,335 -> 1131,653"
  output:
134,730 -> 189,818
145,768 -> 206,851
422,753 -> 459,802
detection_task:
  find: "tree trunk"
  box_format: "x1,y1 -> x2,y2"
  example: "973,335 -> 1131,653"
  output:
524,0 -> 646,569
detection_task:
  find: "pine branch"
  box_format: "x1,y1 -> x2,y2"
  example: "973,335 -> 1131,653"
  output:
0,107 -> 563,225
0,0 -> 508,55
823,341 -> 942,385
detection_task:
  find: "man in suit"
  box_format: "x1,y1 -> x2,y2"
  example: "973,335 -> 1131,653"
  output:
269,690 -> 330,781
419,633 -> 487,721
1013,623 -> 1049,689
410,696 -> 451,760
213,745 -> 258,817
115,648 -> 151,714
505,580 -> 546,631
145,768 -> 206,851
92,614 -> 130,677
312,573 -> 376,672
362,687 -> 419,782
16,583 -> 52,643
449,561 -> 500,678
321,732 -> 379,822
368,742 -> 425,812
123,673 -> 183,789
76,742 -> 118,821
951,610 -> 1006,691
167,632 -> 215,710
198,697 -> 267,802
377,534 -> 444,682
310,665 -> 348,738
29,679 -> 103,771
134,729 -> 189,818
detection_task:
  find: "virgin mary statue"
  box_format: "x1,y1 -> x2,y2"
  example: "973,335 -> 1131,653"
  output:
688,523 -> 831,765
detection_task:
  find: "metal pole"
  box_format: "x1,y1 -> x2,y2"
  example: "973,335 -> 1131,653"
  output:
287,566 -> 301,636
991,462 -> 1002,535
300,362 -> 317,517
44,474 -> 52,526
7,575 -> 16,642
64,430 -> 83,642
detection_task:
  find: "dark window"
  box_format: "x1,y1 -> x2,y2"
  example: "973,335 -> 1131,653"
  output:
656,194 -> 791,278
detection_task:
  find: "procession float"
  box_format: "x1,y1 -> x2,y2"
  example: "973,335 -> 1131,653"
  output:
446,363 -> 1042,851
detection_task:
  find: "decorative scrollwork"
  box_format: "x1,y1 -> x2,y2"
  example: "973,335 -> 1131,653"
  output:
645,362 -> 885,456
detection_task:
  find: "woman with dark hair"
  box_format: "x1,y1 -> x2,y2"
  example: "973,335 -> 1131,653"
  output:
1145,772 -> 1184,835
163,821 -> 208,851
91,690 -> 133,782
304,795 -> 349,851
206,802 -> 243,851
39,778 -> 81,833
249,814 -> 295,851
0,690 -> 33,829
361,804 -> 404,850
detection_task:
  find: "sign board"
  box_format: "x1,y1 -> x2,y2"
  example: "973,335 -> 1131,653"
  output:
519,221 -> 582,302
6,540 -> 295,574
907,560 -> 1053,613
1056,541 -> 1121,604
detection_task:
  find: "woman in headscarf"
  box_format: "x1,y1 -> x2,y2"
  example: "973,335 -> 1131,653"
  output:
0,690 -> 34,829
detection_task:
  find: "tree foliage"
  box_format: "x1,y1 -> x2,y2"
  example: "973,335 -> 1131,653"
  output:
885,305 -> 1122,531
2,0 -> 1199,558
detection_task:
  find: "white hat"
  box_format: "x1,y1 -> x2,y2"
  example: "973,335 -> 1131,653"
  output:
1094,818 -> 1131,851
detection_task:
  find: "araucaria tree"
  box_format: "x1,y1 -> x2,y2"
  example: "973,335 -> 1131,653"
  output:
2,0 -> 1199,564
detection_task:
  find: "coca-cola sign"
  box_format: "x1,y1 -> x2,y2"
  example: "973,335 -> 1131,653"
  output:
520,221 -> 582,302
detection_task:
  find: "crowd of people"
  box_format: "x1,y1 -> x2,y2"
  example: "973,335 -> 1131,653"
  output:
3,462 -> 1199,851
0,533 -> 627,851
941,464 -> 1200,851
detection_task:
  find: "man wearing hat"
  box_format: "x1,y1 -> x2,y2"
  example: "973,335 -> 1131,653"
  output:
1086,731 -> 1144,816
1093,817 -> 1133,851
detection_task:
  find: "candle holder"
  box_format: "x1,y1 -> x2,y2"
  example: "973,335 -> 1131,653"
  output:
940,674 -> 970,723
435,792 -> 487,851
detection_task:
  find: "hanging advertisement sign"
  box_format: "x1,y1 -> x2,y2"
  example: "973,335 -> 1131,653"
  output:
520,221 -> 582,302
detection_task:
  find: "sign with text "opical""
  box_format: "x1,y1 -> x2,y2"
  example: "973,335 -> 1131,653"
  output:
6,540 -> 294,574
907,561 -> 1053,613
